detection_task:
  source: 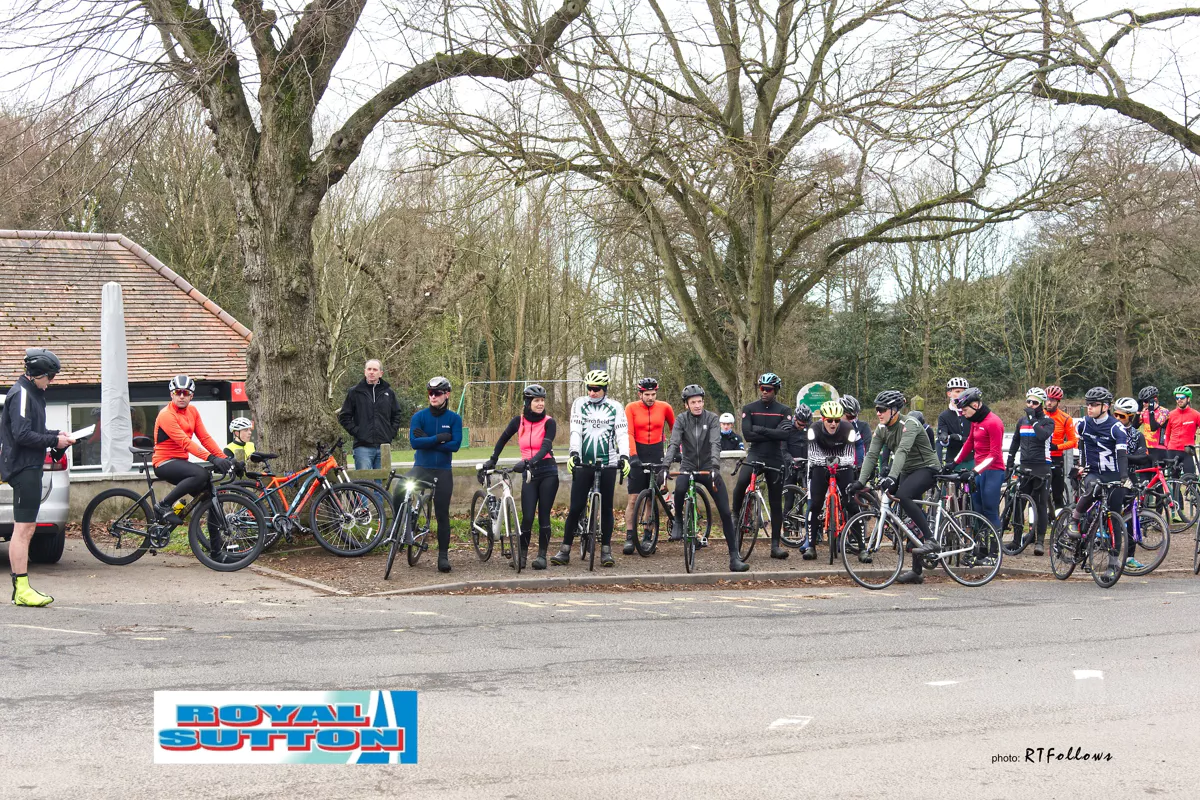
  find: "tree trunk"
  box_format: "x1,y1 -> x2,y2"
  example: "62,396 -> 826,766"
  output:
1115,330 -> 1134,399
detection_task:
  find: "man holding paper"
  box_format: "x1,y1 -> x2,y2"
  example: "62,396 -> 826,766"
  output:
0,348 -> 73,607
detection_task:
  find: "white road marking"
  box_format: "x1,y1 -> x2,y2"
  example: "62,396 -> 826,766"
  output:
133,637 -> 166,641
1074,670 -> 1104,680
507,601 -> 549,608
1166,591 -> 1187,595
768,716 -> 813,730
390,629 -> 408,632
408,611 -> 439,616
7,624 -> 103,636
585,614 -> 604,619
926,680 -> 959,687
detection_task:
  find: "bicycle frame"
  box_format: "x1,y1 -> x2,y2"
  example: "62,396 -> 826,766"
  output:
670,470 -> 707,543
248,454 -> 339,519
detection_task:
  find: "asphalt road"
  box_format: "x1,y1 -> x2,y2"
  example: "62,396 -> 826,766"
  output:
1,550 -> 1197,798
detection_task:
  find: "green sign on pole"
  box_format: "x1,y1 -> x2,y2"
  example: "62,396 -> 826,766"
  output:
795,381 -> 838,414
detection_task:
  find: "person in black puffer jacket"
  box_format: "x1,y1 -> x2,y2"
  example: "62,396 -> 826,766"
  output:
337,359 -> 403,471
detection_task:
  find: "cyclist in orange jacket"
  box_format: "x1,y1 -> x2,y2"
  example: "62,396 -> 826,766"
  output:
1044,385 -> 1078,512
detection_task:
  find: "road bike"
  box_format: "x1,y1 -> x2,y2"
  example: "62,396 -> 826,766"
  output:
380,472 -> 436,578
671,469 -> 714,573
1161,448 -> 1200,533
802,458 -> 856,564
780,457 -> 808,550
81,436 -> 266,572
998,467 -> 1040,556
574,465 -> 621,571
470,465 -> 523,572
1122,479 -> 1170,577
840,474 -> 1001,590
733,459 -> 784,560
1048,480 -> 1128,588
234,439 -> 385,556
630,462 -> 711,557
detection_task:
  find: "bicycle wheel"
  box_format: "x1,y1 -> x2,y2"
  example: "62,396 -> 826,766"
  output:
188,490 -> 266,571
1123,509 -> 1169,577
407,493 -> 432,566
1194,527 -> 1200,575
384,505 -> 404,580
1086,511 -> 1127,589
309,484 -> 385,556
941,510 -> 1002,587
1171,480 -> 1200,532
469,490 -> 494,561
1000,493 -> 1035,555
737,494 -> 764,560
780,484 -> 807,549
586,496 -> 598,572
826,493 -> 846,566
631,490 -> 660,557
1048,511 -> 1078,580
81,488 -> 153,565
505,496 -> 523,573
840,510 -> 904,589
696,485 -> 712,545
682,498 -> 696,574
355,480 -> 394,530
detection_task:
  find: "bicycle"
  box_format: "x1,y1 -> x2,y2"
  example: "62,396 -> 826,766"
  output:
840,474 -> 1001,590
998,467 -> 1040,556
780,457 -> 808,550
803,458 -> 856,565
234,439 -> 385,556
733,459 -> 784,560
380,472 -> 436,578
470,465 -> 523,572
1130,462 -> 1191,535
630,462 -> 712,557
670,469 -> 715,573
81,436 -> 266,572
1161,448 -> 1200,533
574,465 -> 621,571
1123,478 -> 1170,577
1047,480 -> 1128,588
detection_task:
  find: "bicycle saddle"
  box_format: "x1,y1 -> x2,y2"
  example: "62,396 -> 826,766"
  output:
249,452 -> 279,463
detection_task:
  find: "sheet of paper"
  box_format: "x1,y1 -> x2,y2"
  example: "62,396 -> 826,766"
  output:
69,425 -> 96,440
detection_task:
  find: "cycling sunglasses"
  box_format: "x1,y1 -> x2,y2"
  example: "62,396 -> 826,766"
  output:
586,385 -> 605,392
172,389 -> 193,397
874,406 -> 890,413
1025,399 -> 1041,406
427,389 -> 448,397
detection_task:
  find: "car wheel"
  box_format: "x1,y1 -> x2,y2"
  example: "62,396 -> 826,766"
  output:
28,526 -> 66,564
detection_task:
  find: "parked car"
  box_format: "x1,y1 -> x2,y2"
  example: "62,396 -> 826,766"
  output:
0,395 -> 70,563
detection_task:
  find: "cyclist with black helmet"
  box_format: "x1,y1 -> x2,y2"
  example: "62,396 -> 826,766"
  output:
623,377 -> 675,553
848,390 -> 942,584
553,370 -> 630,568
483,384 -> 559,570
803,400 -> 860,560
1,348 -> 73,607
151,375 -> 233,526
1005,388 -> 1055,555
937,377 -> 972,467
664,385 -> 748,572
732,372 -> 794,559
953,386 -> 1006,531
840,394 -> 872,464
787,404 -> 812,483
410,376 -> 463,573
1070,388 -> 1129,572
1138,385 -> 1169,460
1044,384 -> 1078,511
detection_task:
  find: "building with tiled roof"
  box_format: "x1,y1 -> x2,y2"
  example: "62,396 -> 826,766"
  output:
0,230 -> 251,470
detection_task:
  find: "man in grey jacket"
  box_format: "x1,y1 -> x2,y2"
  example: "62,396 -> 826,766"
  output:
664,384 -> 749,572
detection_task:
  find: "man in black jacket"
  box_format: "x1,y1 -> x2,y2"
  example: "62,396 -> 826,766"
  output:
338,359 -> 403,471
732,372 -> 794,559
1,349 -> 73,607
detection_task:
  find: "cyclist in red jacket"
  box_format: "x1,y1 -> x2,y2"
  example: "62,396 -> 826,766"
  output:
954,387 -> 1005,531
1163,386 -> 1200,479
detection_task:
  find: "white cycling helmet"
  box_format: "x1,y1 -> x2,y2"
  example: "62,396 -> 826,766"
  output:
1025,387 -> 1048,404
719,412 -> 735,424
229,417 -> 254,433
1113,397 -> 1138,415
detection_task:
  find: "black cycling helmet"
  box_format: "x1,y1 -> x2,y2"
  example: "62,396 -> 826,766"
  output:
681,384 -> 705,400
910,410 -> 927,425
874,390 -> 906,410
1138,385 -> 1159,402
24,348 -> 61,378
757,372 -> 782,389
1084,386 -> 1113,404
840,394 -> 861,416
427,376 -> 452,394
795,404 -> 813,423
523,384 -> 546,400
637,377 -> 659,392
953,387 -> 982,409
168,374 -> 196,394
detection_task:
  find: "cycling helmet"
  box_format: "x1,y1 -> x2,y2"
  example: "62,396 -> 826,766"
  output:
681,384 -> 705,400
1025,387 -> 1048,404
1113,397 -> 1138,415
874,390 -> 906,410
1045,385 -> 1064,400
795,404 -> 813,423
229,417 -> 253,433
757,372 -> 782,390
719,412 -> 735,424
1084,386 -> 1113,404
910,410 -> 927,425
168,374 -> 196,394
1138,385 -> 1158,402
953,387 -> 983,409
584,369 -> 609,388
819,400 -> 844,420
636,377 -> 659,392
1174,386 -> 1193,399
945,377 -> 970,390
427,376 -> 452,394
523,384 -> 546,399
840,395 -> 861,416
23,348 -> 61,378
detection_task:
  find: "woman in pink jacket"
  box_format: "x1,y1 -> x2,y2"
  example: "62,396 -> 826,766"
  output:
953,387 -> 1005,531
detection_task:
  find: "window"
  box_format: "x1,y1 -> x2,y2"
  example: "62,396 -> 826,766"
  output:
70,403 -> 165,469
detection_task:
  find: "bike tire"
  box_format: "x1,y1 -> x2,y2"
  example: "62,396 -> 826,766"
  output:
1000,492 -> 1036,556
384,504 -> 404,580
81,488 -> 153,566
586,496 -> 598,572
1193,526 -> 1200,575
1123,509 -> 1169,577
840,510 -> 904,589
682,498 -> 696,574
227,481 -> 286,550
940,510 -> 1002,587
309,483 -> 385,556
780,484 -> 807,549
469,490 -> 494,561
407,494 -> 432,566
188,489 -> 266,571
737,495 -> 763,560
1048,511 -> 1078,580
505,496 -> 523,573
631,490 -> 660,557
1086,511 -> 1127,589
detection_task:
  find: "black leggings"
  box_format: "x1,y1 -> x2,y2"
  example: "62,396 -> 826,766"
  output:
564,465 -> 617,547
732,464 -> 785,542
156,459 -> 209,507
673,473 -> 736,554
1019,470 -> 1051,544
411,467 -> 454,555
896,468 -> 937,572
1050,455 -> 1066,509
520,470 -> 559,554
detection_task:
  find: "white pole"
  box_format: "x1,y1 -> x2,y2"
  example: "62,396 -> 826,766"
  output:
100,282 -> 133,473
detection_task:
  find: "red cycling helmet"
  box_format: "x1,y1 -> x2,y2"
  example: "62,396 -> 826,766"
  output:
1045,385 -> 1064,400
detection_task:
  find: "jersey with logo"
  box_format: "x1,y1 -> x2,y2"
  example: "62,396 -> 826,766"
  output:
1075,415 -> 1128,475
569,396 -> 629,467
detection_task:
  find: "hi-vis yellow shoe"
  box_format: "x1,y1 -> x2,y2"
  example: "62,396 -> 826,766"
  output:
11,575 -> 53,607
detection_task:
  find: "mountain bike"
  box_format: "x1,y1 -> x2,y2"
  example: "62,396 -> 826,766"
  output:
631,462 -> 712,557
998,467 -> 1040,555
1048,480 -> 1128,588
234,439 -> 385,556
671,470 -> 713,573
81,437 -> 266,572
381,472 -> 435,578
840,474 -> 1000,590
470,465 -> 523,572
734,460 -> 783,560
1122,479 -> 1170,577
